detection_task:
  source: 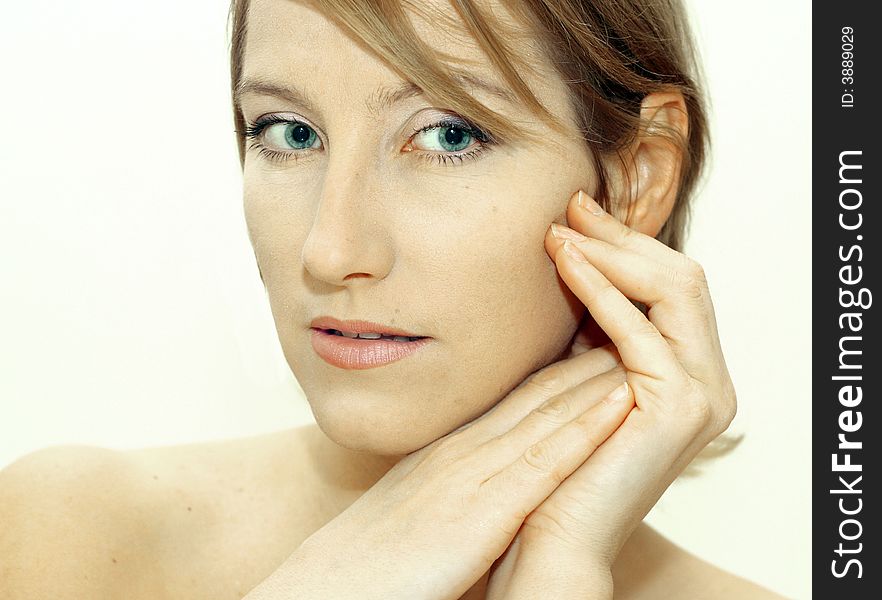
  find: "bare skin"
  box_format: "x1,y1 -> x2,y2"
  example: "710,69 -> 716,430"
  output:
1,1 -> 790,598
0,428 -> 784,599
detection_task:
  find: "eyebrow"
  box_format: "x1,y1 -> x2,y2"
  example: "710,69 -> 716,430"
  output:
234,73 -> 517,118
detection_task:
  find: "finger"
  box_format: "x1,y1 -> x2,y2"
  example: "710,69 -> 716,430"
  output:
553,240 -> 687,384
547,225 -> 715,316
548,230 -> 721,380
475,365 -> 627,460
452,344 -> 622,442
535,402 -> 712,557
480,381 -> 635,519
564,190 -> 691,272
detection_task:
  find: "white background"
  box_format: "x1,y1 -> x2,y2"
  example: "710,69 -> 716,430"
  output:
0,1 -> 811,598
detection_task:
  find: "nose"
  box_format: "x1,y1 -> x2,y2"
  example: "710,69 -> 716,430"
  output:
300,165 -> 395,287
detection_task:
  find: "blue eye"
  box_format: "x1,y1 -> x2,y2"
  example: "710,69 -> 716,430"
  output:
413,125 -> 475,153
279,123 -> 318,149
243,113 -> 495,166
243,115 -> 322,163
408,117 -> 495,166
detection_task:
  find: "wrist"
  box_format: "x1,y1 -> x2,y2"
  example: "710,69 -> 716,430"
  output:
520,527 -> 615,575
243,536 -> 371,600
522,546 -> 612,599
489,535 -> 613,600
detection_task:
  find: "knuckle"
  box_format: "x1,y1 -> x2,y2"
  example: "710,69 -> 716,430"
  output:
534,396 -> 571,421
494,515 -> 525,540
682,256 -> 706,279
523,510 -> 575,543
527,365 -> 564,394
616,223 -> 639,246
420,436 -> 462,469
522,440 -> 564,483
670,263 -> 706,301
681,259 -> 709,295
727,384 -> 738,418
714,382 -> 738,433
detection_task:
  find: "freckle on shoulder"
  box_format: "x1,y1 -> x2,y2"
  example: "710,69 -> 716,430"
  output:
0,445 -> 163,597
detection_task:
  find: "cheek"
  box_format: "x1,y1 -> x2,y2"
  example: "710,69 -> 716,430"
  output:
242,178 -> 316,359
242,176 -> 312,281
241,151 -> 589,453
408,198 -> 583,426
468,219 -> 581,349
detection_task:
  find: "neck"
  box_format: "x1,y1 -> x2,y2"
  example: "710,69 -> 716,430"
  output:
302,424 -> 405,501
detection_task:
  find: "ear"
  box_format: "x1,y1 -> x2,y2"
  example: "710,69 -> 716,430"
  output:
606,91 -> 689,237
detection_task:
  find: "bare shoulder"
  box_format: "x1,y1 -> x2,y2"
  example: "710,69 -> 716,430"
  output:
0,428 -> 312,600
0,444 -> 163,598
613,524 -> 789,600
669,549 -> 790,599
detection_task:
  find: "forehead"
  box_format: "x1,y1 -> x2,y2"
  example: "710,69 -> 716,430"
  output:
242,0 -> 553,100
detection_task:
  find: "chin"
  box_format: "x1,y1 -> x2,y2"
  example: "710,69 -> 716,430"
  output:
306,390 -> 449,456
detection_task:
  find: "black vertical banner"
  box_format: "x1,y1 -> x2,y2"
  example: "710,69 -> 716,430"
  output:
814,2 -> 881,597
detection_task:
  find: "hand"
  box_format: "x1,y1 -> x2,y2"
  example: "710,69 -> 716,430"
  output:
487,190 -> 737,598
244,343 -> 634,600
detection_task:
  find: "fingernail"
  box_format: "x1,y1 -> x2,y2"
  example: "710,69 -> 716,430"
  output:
550,223 -> 586,241
603,381 -> 630,405
562,240 -> 589,263
577,190 -> 604,216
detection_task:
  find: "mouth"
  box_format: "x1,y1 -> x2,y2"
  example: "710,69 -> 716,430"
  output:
317,328 -> 426,343
308,316 -> 433,370
309,328 -> 433,370
309,316 -> 429,339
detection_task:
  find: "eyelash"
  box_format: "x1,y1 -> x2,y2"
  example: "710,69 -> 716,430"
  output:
242,114 -> 495,166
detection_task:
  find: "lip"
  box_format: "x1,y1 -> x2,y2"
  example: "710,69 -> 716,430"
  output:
310,316 -> 426,338
309,316 -> 432,370
310,329 -> 433,370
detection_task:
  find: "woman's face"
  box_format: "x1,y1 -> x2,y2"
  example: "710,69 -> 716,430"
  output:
239,0 -> 597,455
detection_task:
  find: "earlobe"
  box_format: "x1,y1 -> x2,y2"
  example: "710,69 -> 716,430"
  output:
610,91 -> 690,238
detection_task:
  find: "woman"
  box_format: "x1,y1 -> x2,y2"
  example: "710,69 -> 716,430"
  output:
0,0 -> 785,598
